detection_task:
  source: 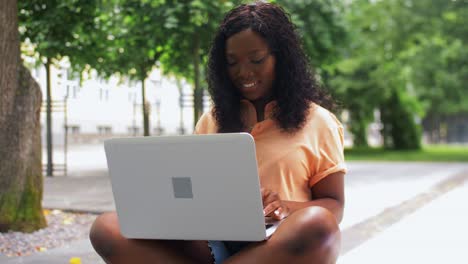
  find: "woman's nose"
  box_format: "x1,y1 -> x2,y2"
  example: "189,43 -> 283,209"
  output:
237,63 -> 254,79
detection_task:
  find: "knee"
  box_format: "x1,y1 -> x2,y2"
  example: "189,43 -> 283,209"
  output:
280,207 -> 341,256
89,212 -> 121,261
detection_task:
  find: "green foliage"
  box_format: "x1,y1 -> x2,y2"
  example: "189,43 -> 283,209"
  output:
328,0 -> 467,149
18,0 -> 99,67
277,0 -> 347,69
330,58 -> 379,147
89,0 -> 167,80
80,0 -> 173,136
345,145 -> 468,162
158,0 -> 237,122
401,1 -> 468,116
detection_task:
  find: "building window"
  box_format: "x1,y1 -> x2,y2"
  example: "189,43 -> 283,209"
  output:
73,86 -> 78,98
97,125 -> 112,135
67,85 -> 78,99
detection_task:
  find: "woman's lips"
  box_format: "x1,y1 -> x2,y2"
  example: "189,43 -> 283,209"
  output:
240,81 -> 259,92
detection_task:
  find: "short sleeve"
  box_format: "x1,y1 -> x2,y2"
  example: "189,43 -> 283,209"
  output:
309,110 -> 347,187
193,110 -> 218,135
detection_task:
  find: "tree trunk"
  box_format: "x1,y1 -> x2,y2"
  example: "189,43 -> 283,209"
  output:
192,33 -> 202,127
0,0 -> 46,232
176,78 -> 185,134
141,76 -> 150,136
45,58 -> 53,176
380,90 -> 421,150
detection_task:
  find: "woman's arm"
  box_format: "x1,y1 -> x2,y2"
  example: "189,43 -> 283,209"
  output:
262,171 -> 345,223
283,171 -> 345,223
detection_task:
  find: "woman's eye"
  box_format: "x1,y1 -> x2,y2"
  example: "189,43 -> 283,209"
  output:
227,60 -> 237,66
251,57 -> 266,64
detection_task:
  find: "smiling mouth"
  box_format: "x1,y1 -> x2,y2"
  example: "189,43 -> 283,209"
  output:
240,81 -> 260,90
243,82 -> 256,88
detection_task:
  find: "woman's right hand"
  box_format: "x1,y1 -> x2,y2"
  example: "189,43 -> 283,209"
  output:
261,188 -> 290,221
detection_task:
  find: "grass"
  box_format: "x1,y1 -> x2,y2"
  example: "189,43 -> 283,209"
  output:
345,145 -> 468,162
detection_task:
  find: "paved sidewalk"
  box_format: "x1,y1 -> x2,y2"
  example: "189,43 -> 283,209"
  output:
2,146 -> 468,263
339,181 -> 468,264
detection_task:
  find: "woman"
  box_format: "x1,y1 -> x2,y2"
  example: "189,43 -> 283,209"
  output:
90,2 -> 346,264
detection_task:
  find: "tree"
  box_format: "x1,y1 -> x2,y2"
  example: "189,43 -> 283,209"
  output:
0,0 -> 46,232
276,0 -> 374,146
330,59 -> 379,147
278,0 -> 347,70
330,0 -> 424,149
159,0 -> 237,125
18,0 -> 99,175
332,0 -> 468,148
84,0 -> 170,136
400,0 -> 468,142
380,89 -> 422,149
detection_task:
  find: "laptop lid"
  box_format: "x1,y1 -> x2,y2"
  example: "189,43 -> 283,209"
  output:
104,133 -> 270,241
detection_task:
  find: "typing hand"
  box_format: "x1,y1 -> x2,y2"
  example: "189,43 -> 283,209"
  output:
261,188 -> 290,221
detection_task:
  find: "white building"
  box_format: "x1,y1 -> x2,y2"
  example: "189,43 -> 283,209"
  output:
28,59 -> 209,146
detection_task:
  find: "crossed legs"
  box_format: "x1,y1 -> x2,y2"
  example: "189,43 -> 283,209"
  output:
89,206 -> 341,264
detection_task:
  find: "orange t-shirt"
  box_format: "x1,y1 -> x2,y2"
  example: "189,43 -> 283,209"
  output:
194,100 -> 346,202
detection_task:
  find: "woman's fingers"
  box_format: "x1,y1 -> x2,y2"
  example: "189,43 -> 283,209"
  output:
261,189 -> 279,206
263,200 -> 282,217
274,206 -> 289,220
260,188 -> 271,207
261,188 -> 288,220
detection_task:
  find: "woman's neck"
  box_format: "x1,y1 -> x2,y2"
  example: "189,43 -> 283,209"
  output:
252,97 -> 273,122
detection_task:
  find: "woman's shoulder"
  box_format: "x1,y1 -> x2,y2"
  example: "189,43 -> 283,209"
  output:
194,109 -> 218,134
306,103 -> 343,130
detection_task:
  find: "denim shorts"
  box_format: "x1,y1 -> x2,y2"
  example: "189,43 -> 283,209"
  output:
207,241 -> 253,264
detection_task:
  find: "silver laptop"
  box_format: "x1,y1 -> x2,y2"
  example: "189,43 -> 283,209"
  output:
104,133 -> 280,241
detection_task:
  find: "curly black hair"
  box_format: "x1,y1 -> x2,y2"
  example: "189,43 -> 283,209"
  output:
207,1 -> 334,133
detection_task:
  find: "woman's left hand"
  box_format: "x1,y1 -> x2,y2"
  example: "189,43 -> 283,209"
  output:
261,188 -> 290,220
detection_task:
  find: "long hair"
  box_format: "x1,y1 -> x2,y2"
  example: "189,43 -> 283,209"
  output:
207,2 -> 334,133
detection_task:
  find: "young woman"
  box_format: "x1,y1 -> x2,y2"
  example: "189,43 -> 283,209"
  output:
90,2 -> 346,264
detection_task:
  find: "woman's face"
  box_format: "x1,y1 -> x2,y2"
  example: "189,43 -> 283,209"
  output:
225,29 -> 276,102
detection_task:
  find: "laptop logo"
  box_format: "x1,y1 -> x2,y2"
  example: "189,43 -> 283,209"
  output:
171,177 -> 194,199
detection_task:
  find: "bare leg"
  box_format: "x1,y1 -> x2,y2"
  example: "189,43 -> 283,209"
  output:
89,212 -> 213,264
225,206 -> 341,264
